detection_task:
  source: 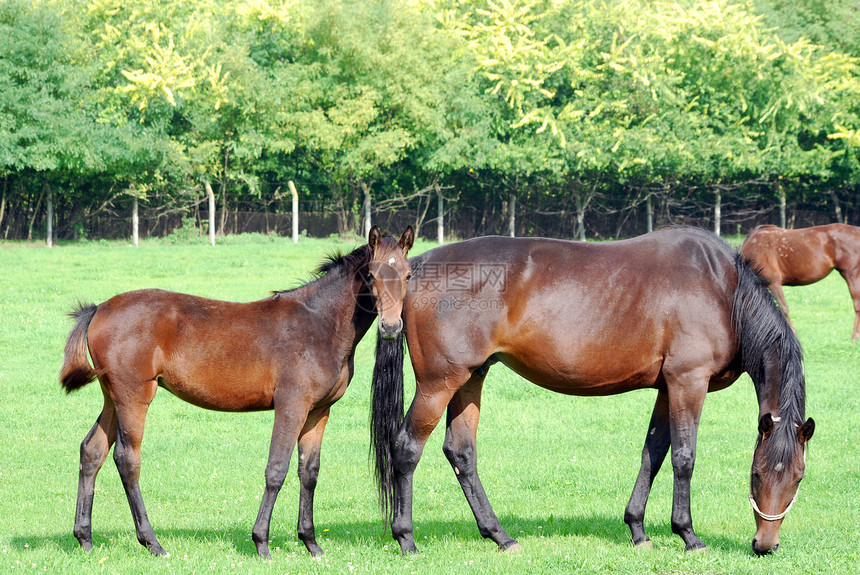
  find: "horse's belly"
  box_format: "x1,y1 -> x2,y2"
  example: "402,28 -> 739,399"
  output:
496,352 -> 662,396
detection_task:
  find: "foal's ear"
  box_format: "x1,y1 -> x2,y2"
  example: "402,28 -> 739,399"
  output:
399,225 -> 415,253
797,418 -> 815,444
758,413 -> 775,437
368,225 -> 382,251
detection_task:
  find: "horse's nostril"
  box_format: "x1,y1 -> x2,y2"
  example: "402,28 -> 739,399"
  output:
752,538 -> 776,556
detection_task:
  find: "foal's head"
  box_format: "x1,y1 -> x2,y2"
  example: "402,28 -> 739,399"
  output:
366,225 -> 414,339
750,412 -> 815,555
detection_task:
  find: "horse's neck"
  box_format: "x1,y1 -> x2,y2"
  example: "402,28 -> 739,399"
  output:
755,349 -> 804,423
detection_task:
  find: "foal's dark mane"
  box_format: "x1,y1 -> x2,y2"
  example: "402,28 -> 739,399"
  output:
733,253 -> 806,470
272,232 -> 402,298
271,244 -> 372,298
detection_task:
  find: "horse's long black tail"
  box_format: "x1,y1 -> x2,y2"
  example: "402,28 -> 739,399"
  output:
60,302 -> 99,393
370,329 -> 405,523
732,253 -> 805,421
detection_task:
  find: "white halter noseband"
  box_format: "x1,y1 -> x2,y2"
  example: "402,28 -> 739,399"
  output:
749,421 -> 806,522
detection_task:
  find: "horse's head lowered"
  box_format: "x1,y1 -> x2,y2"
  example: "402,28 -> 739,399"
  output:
750,413 -> 815,555
367,225 -> 414,339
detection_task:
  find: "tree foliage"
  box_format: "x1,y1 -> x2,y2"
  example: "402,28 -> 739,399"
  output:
0,0 -> 858,240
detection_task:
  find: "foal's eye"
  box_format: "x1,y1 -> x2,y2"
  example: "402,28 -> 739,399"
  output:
406,273 -> 412,281
367,273 -> 375,282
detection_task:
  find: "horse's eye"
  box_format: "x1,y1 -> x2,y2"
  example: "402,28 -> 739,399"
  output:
796,477 -> 803,486
752,471 -> 762,482
406,273 -> 412,281
367,273 -> 375,282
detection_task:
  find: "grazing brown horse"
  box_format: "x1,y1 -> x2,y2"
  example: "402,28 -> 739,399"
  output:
371,227 -> 814,556
60,226 -> 414,558
740,223 -> 860,339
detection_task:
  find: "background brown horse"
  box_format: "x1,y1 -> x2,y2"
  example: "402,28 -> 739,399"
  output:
740,223 -> 860,339
371,227 -> 814,556
59,226 -> 414,558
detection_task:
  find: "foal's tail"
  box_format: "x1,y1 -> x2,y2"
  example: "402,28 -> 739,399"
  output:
370,329 -> 405,523
731,253 -> 805,415
59,302 -> 100,393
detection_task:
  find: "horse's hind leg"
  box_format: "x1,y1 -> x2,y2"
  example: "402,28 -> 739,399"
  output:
442,375 -> 520,552
112,380 -> 166,556
74,389 -> 117,551
624,390 -> 671,548
295,406 -> 331,557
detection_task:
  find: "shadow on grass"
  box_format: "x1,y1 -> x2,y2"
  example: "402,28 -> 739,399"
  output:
11,512 -> 752,557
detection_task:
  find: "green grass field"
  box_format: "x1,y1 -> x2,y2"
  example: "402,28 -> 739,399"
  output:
0,233 -> 857,574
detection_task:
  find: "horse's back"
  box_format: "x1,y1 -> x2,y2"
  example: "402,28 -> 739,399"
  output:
406,228 -> 739,395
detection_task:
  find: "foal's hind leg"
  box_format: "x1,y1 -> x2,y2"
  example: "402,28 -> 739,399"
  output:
112,380 -> 166,556
624,390 -> 671,548
443,375 -> 520,552
769,283 -> 794,330
837,268 -> 860,339
74,389 -> 117,551
295,407 -> 331,557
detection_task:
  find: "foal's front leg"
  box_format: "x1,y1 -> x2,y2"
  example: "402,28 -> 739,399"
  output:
252,394 -> 306,559
295,407 -> 331,556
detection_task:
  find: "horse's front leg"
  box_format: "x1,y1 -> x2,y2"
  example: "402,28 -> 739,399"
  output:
624,390 -> 671,548
443,377 -> 520,552
252,390 -> 307,559
390,387 -> 454,554
295,407 -> 331,557
667,377 -> 709,551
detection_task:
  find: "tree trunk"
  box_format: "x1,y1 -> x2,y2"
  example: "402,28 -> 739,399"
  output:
218,180 -> 227,236
646,194 -> 653,233
361,182 -> 371,238
508,192 -> 516,237
288,180 -> 299,243
27,183 -> 46,241
437,184 -> 444,244
714,187 -> 721,237
575,191 -> 586,241
779,184 -> 786,228
46,183 -> 53,247
0,178 -> 7,234
132,192 -> 139,247
830,190 -> 843,224
205,180 -> 216,246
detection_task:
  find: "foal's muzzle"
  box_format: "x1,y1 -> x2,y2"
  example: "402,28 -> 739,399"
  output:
378,317 -> 403,340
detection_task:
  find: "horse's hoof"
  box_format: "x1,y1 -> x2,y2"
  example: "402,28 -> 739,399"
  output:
500,541 -> 523,553
686,543 -> 708,553
634,539 -> 653,549
148,543 -> 168,557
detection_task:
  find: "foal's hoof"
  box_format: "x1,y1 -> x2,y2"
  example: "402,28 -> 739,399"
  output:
500,540 -> 523,553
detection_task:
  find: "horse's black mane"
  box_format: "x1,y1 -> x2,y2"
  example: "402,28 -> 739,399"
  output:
733,252 -> 806,472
